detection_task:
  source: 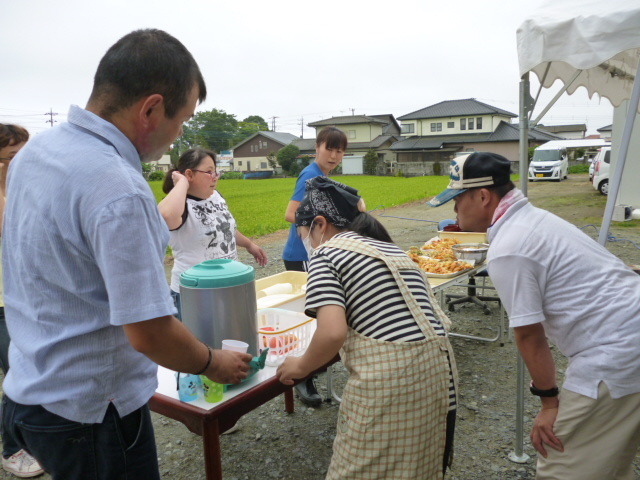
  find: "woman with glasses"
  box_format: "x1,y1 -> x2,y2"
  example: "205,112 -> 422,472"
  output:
159,148 -> 267,318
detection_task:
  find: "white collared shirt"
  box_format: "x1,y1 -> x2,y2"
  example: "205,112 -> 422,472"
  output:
487,199 -> 640,399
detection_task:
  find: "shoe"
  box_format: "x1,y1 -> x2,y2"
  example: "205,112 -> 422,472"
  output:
295,377 -> 322,407
2,450 -> 44,478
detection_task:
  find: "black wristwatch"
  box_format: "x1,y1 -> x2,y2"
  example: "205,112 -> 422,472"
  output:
529,381 -> 559,397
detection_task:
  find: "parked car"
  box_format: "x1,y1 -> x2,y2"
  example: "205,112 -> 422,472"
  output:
528,146 -> 569,182
588,158 -> 595,181
592,147 -> 611,195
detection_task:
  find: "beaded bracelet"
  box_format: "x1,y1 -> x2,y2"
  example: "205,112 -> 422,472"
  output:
193,344 -> 213,376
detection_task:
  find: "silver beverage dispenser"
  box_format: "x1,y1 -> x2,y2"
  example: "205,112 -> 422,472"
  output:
179,259 -> 258,355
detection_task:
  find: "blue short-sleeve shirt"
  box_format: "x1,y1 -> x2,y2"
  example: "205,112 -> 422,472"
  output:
282,162 -> 324,262
2,105 -> 176,423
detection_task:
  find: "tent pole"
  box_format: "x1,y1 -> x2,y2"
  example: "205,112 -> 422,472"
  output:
510,73 -> 531,465
530,70 -> 582,127
519,74 -> 531,196
598,63 -> 640,246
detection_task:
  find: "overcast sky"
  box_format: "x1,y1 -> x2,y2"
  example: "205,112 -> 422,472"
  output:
1,0 -> 614,139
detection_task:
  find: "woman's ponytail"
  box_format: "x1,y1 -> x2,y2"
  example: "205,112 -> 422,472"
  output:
162,167 -> 178,194
348,212 -> 393,243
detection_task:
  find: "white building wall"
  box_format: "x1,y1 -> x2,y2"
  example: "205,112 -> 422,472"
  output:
341,155 -> 364,174
612,101 -> 640,209
400,114 -> 512,137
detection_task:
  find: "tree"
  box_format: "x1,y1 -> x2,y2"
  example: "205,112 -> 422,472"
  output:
364,149 -> 378,175
242,115 -> 269,131
295,155 -> 312,176
181,109 -> 239,153
232,121 -> 262,146
266,151 -> 278,170
277,144 -> 301,176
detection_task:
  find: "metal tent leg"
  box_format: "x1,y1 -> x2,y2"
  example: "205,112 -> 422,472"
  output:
508,352 -> 530,464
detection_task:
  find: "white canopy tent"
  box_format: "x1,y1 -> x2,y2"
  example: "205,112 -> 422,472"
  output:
505,1 -> 640,463
517,0 -> 640,246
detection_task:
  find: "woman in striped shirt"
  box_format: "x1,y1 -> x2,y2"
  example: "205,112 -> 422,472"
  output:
276,177 -> 458,479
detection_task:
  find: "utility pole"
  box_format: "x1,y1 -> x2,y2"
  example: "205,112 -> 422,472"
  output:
269,116 -> 278,131
45,108 -> 58,127
299,117 -> 304,139
349,108 -> 355,116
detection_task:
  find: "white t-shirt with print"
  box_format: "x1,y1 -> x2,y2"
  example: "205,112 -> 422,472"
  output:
487,198 -> 640,399
169,191 -> 238,292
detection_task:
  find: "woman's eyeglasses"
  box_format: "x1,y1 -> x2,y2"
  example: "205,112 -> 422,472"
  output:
192,169 -> 220,179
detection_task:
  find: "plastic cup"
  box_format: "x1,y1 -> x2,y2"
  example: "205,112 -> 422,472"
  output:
176,373 -> 201,402
200,376 -> 224,403
222,339 -> 249,353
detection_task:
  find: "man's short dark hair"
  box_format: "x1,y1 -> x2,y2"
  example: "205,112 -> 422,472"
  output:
89,29 -> 206,119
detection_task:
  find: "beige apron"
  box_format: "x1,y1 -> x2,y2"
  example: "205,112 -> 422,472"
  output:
321,236 -> 458,480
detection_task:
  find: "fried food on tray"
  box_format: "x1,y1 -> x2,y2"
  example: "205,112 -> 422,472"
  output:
421,238 -> 460,261
410,255 -> 473,274
408,238 -> 472,274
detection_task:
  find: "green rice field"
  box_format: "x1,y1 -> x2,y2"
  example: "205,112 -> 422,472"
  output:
149,176 -> 451,237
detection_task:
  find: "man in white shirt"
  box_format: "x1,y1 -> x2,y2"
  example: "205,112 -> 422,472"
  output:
428,152 -> 640,480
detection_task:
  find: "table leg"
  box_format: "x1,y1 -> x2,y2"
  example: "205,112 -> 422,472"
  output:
284,386 -> 294,413
202,418 -> 222,480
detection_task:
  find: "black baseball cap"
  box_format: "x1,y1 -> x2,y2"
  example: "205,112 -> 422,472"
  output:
427,152 -> 512,207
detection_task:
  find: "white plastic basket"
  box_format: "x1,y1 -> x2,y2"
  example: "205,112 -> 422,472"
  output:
257,308 -> 316,366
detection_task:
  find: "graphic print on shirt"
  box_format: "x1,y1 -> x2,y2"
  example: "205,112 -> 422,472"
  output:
190,198 -> 236,259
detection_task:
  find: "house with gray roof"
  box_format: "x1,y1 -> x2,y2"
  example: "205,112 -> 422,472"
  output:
393,98 -> 560,176
597,124 -> 612,141
230,131 -> 299,172
537,123 -> 587,139
294,114 -> 401,174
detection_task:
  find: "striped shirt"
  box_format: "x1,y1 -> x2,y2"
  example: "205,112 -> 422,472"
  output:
305,231 -> 445,341
305,231 -> 455,409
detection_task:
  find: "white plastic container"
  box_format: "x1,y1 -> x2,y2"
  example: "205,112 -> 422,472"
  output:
255,271 -> 307,311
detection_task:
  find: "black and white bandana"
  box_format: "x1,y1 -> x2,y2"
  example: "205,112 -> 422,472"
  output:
295,177 -> 361,227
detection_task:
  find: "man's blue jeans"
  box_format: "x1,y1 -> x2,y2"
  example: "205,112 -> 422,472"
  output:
170,290 -> 182,320
0,307 -> 21,459
2,395 -> 160,480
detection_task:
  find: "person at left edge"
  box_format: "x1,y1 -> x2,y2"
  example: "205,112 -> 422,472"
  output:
1,29 -> 251,480
0,125 -> 44,478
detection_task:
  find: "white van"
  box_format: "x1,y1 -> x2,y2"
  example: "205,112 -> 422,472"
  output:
592,147 -> 611,195
528,146 -> 569,182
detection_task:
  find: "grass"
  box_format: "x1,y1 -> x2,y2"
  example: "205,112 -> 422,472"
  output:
569,164 -> 590,174
539,192 -> 604,208
149,175 -> 451,237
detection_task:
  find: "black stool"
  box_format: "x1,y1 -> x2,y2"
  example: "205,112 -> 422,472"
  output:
445,270 -> 501,315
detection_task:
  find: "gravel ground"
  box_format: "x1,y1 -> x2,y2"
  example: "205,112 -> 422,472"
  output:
1,174 -> 639,479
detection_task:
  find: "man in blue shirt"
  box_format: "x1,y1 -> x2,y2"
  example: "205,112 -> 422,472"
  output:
1,29 -> 251,479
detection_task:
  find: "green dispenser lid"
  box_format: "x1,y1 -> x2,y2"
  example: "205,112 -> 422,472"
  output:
179,259 -> 255,288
